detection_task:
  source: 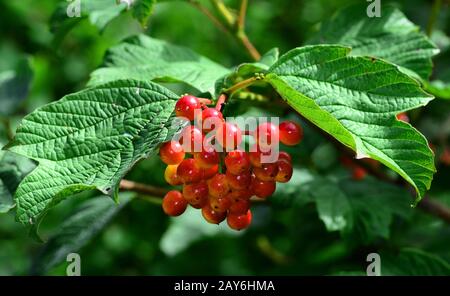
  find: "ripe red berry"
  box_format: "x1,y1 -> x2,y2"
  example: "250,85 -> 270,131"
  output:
216,122 -> 242,150
230,189 -> 253,200
159,141 -> 185,165
254,122 -> 279,148
209,195 -> 232,213
249,144 -> 274,168
227,210 -> 252,230
194,148 -> 219,169
162,190 -> 188,216
275,160 -> 293,183
177,158 -> 202,184
180,125 -> 203,153
396,112 -> 410,123
352,166 -> 367,181
441,148 -> 450,166
175,95 -> 201,121
202,205 -> 227,224
279,120 -> 303,146
198,108 -> 224,133
278,151 -> 292,164
202,164 -> 219,180
252,178 -> 276,198
208,174 -> 230,198
253,163 -> 279,182
229,197 -> 251,214
226,171 -> 251,191
224,150 -> 251,175
183,182 -> 208,207
164,165 -> 182,186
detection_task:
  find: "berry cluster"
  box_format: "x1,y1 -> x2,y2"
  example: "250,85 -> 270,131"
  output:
159,95 -> 303,230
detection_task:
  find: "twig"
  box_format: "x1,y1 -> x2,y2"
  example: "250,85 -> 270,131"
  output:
1,118 -> 14,141
238,0 -> 248,31
119,179 -> 168,197
209,0 -> 235,27
426,0 -> 442,36
188,0 -> 230,35
236,31 -> 261,61
223,76 -> 260,95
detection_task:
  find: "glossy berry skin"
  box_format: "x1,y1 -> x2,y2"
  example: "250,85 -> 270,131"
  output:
279,121 -> 303,146
278,151 -> 292,164
254,122 -> 279,148
229,197 -> 251,214
249,144 -> 274,168
180,125 -> 203,153
226,171 -> 251,191
177,158 -> 202,184
275,160 -> 293,183
253,163 -> 279,182
209,195 -> 232,213
208,174 -> 230,198
230,189 -> 253,200
227,210 -> 252,230
202,205 -> 227,224
162,191 -> 188,216
159,141 -> 185,165
199,108 -> 224,133
216,122 -> 242,150
252,178 -> 276,199
183,182 -> 208,207
352,166 -> 367,181
175,95 -> 201,121
164,165 -> 182,186
194,149 -> 219,169
224,150 -> 251,175
202,164 -> 219,180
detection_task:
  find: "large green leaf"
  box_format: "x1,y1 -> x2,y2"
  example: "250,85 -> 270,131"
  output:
31,193 -> 133,275
89,35 -> 229,95
5,80 -> 178,224
266,45 -> 435,202
309,5 -> 439,79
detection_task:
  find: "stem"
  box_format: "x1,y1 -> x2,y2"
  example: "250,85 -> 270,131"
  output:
223,76 -> 260,95
237,31 -> 261,61
1,118 -> 14,141
238,0 -> 248,31
189,0 -> 230,35
215,94 -> 227,111
426,0 -> 442,36
210,0 -> 235,27
119,179 -> 168,197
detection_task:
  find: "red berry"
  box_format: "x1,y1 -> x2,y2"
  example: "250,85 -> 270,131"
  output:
396,112 -> 410,123
253,163 -> 279,181
229,197 -> 251,214
159,141 -> 185,165
194,148 -> 219,169
202,205 -> 227,224
352,166 -> 367,180
226,170 -> 251,191
275,160 -> 293,183
198,108 -> 224,133
252,178 -> 276,198
249,144 -> 275,168
230,189 -> 253,200
177,158 -> 202,184
208,174 -> 230,198
216,122 -> 242,150
175,95 -> 201,121
180,125 -> 204,153
227,210 -> 252,230
202,164 -> 219,180
183,182 -> 208,207
278,151 -> 292,164
441,148 -> 450,166
209,195 -> 232,213
162,191 -> 188,216
254,122 -> 279,148
279,120 -> 303,146
224,150 -> 251,175
164,165 -> 182,186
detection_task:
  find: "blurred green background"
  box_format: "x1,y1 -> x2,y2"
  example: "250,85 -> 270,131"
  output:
1,0 -> 450,275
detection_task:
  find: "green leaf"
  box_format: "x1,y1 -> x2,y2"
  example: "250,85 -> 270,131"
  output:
51,0 -> 127,32
132,0 -> 157,28
0,57 -> 33,116
89,35 -> 229,95
267,45 -> 435,202
382,248 -> 450,275
31,193 -> 133,275
425,79 -> 450,100
5,80 -> 179,225
0,151 -> 35,213
309,5 -> 439,79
